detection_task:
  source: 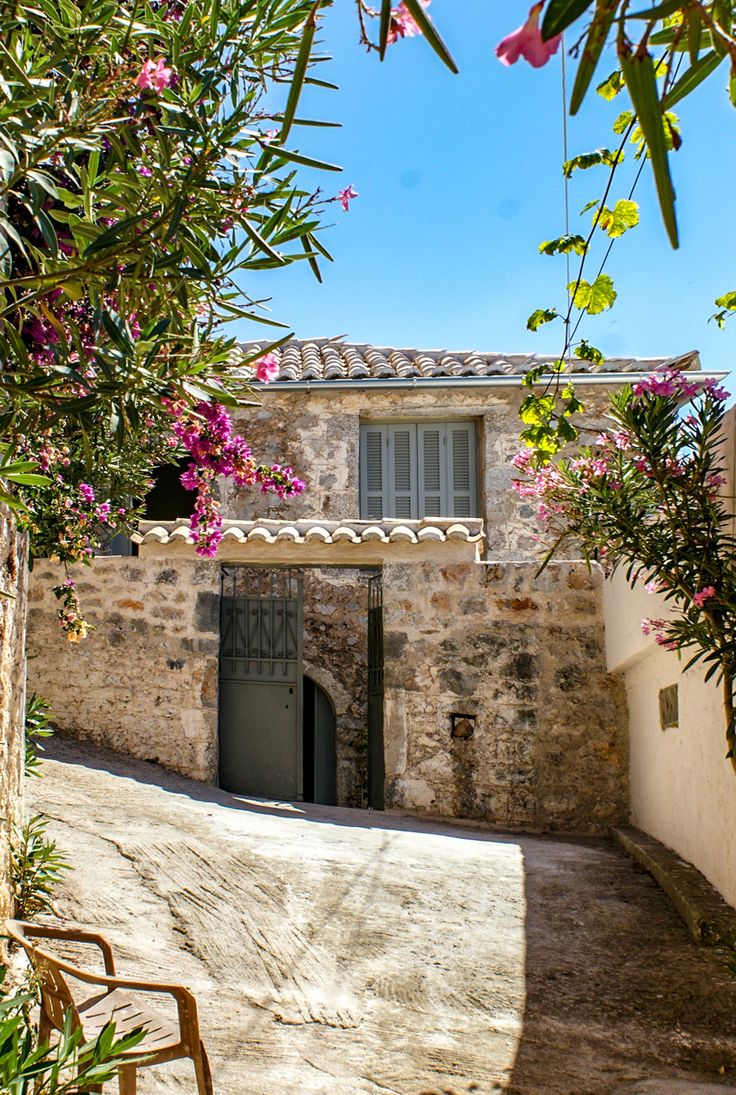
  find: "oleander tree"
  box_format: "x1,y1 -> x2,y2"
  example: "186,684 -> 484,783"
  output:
5,0 -> 736,642
0,0 -> 341,634
512,368 -> 736,777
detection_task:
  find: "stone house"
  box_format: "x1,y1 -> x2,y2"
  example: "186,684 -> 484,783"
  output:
25,340 -> 709,834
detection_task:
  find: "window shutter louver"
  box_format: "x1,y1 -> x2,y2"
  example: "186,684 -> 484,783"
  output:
447,423 -> 477,518
388,424 -> 417,519
418,424 -> 445,517
361,420 -> 477,520
360,425 -> 388,519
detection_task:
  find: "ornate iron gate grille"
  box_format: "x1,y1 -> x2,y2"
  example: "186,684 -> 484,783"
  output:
220,567 -> 303,683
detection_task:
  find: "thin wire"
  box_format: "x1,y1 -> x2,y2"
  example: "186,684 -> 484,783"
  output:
560,36 -> 572,364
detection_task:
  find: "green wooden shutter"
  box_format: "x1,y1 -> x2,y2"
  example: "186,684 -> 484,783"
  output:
388,424 -> 417,519
418,423 -> 446,517
360,425 -> 387,519
362,421 -> 477,520
446,422 -> 478,517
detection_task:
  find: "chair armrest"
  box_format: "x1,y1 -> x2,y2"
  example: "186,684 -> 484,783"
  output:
39,961 -> 202,1046
9,921 -> 116,975
84,973 -> 202,1049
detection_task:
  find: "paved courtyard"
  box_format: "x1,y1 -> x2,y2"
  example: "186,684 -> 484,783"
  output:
29,738 -> 736,1095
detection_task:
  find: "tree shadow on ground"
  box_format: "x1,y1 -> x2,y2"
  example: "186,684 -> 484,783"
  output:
42,735 -> 736,1095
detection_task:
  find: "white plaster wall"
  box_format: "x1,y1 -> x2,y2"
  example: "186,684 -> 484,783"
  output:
604,568 -> 736,907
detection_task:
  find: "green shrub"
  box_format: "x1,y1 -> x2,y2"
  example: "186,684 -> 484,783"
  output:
10,816 -> 70,922
0,967 -> 145,1094
24,696 -> 54,781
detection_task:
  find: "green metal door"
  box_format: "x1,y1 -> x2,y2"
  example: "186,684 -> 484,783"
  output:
219,568 -> 303,801
367,572 -> 385,810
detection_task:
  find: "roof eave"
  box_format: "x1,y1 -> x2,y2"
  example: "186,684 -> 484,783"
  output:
250,370 -> 728,393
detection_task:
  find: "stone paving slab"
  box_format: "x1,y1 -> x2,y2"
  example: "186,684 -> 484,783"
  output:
28,737 -> 736,1095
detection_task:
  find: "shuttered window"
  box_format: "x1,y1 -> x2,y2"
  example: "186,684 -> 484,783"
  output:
359,421 -> 478,520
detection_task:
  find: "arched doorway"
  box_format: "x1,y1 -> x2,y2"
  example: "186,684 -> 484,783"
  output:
303,677 -> 337,806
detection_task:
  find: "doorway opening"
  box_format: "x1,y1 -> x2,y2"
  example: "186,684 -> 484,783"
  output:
217,566 -> 383,809
303,677 -> 337,806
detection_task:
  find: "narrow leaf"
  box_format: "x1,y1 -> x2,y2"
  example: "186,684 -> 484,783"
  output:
570,0 -> 618,114
619,47 -> 679,247
664,50 -> 723,109
401,0 -> 459,73
379,0 -> 392,60
542,0 -> 591,40
279,1 -> 321,145
268,146 -> 342,172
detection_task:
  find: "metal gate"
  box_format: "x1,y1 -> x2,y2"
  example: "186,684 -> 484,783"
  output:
367,572 -> 385,810
218,567 -> 304,801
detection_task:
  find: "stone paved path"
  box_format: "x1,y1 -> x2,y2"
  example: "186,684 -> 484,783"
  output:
29,738 -> 736,1095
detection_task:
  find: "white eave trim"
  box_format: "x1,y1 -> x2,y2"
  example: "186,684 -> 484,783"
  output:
250,371 -> 729,392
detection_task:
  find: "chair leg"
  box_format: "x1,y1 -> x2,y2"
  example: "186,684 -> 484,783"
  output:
193,1041 -> 214,1095
118,1065 -> 137,1095
38,1011 -> 51,1047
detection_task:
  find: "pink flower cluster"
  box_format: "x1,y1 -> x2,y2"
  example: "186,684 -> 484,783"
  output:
693,586 -> 716,608
255,353 -> 279,383
640,618 -> 677,649
512,451 -> 567,520
52,578 -> 90,642
632,369 -> 730,404
495,3 -> 561,69
336,185 -> 359,212
136,58 -> 174,94
387,0 -> 429,44
168,399 -> 304,556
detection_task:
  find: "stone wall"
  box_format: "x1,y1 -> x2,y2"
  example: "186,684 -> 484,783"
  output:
383,560 -> 629,833
26,556 -> 221,782
27,559 -> 370,808
0,508 -> 28,925
26,552 -> 628,833
221,385 -> 613,560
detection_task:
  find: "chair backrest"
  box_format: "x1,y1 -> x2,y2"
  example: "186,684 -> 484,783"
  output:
6,920 -> 81,1032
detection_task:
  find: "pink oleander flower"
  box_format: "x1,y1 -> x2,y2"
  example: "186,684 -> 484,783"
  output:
136,58 -> 174,94
387,0 -> 429,44
693,586 -> 716,608
495,3 -> 562,69
644,578 -> 666,594
255,353 -> 279,383
336,185 -> 359,212
632,368 -> 730,404
78,483 -> 95,504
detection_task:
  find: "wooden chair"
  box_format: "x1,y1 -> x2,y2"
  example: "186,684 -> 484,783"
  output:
6,918 -> 214,1095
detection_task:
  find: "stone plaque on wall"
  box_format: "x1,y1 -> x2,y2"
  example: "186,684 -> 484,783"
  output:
659,684 -> 679,731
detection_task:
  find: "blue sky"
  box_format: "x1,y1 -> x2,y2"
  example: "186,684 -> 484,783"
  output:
236,1 -> 736,379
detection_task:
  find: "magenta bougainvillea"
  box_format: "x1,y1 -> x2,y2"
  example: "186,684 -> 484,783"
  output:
167,373 -> 304,557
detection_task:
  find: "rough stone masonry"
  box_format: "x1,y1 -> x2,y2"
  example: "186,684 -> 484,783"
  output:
0,507 -> 27,927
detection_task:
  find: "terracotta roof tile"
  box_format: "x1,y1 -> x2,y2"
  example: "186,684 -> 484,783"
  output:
237,340 -> 700,384
135,518 -> 485,548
